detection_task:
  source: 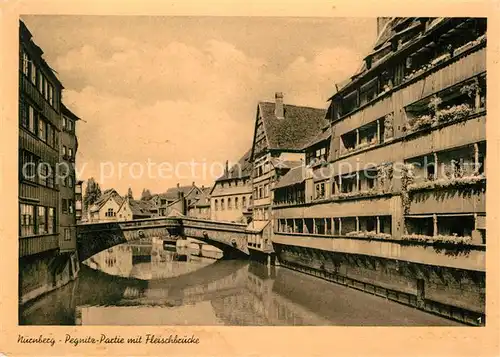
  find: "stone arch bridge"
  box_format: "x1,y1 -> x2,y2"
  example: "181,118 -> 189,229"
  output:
76,216 -> 252,262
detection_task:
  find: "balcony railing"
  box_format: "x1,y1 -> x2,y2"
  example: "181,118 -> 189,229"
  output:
19,234 -> 59,257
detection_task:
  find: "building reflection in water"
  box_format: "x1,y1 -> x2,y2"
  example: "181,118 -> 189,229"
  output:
20,237 -> 460,326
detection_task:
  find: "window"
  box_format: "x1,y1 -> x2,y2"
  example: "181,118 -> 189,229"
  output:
62,199 -> 68,214
62,146 -> 67,158
37,206 -> 47,235
315,182 -> 326,199
106,208 -> 115,217
235,197 -> 239,209
242,196 -> 247,208
52,129 -> 58,149
22,51 -> 29,76
20,151 -> 37,182
264,184 -> 269,197
37,71 -> 43,93
46,165 -> 54,188
28,105 -> 35,133
38,118 -> 47,142
62,116 -> 67,130
20,204 -> 35,236
38,162 -> 48,186
43,79 -> 48,100
30,61 -> 36,84
67,119 -> 73,132
64,228 -> 71,241
227,198 -> 232,210
48,84 -> 54,106
47,207 -> 55,234
69,200 -> 74,214
214,199 -> 219,211
258,186 -> 263,199
221,198 -> 225,210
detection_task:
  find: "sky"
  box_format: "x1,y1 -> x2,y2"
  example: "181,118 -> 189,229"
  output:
22,15 -> 376,197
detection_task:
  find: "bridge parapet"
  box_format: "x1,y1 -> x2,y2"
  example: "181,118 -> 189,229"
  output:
77,217 -> 267,260
181,217 -> 249,255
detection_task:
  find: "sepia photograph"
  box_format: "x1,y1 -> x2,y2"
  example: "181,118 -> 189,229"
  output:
15,14 -> 487,329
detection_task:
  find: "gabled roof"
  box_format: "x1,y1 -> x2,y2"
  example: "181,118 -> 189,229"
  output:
216,148 -> 253,182
189,194 -> 211,208
201,186 -> 212,196
163,185 -> 195,199
257,102 -> 328,151
128,199 -> 155,217
90,189 -> 124,212
302,126 -> 332,150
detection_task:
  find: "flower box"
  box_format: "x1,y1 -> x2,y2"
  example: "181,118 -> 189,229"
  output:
401,234 -> 472,245
346,230 -> 392,240
407,174 -> 485,192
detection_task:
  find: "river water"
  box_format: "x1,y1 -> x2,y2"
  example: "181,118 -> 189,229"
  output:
20,239 -> 461,326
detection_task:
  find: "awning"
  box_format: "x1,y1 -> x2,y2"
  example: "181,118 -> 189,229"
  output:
246,220 -> 270,233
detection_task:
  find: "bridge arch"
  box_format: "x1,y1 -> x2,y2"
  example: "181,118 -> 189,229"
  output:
77,217 -> 252,262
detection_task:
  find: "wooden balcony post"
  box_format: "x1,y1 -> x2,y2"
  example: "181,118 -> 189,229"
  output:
313,218 -> 317,234
356,129 -> 360,146
332,217 -> 335,235
377,119 -> 381,143
356,216 -> 360,232
356,171 -> 360,192
433,214 -> 438,237
324,218 -> 328,235
433,152 -> 438,180
339,218 -> 342,236
474,143 -> 479,174
303,218 -> 306,234
293,219 -> 297,233
376,216 -> 381,233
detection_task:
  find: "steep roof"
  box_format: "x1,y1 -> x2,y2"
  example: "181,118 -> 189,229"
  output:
302,126 -> 332,150
216,148 -> 253,181
258,102 -> 328,150
274,165 -> 306,189
128,199 -> 155,217
90,189 -> 124,212
163,185 -> 195,199
189,194 -> 211,208
332,17 -> 453,97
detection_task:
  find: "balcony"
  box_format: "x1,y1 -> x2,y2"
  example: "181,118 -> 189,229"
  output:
20,75 -> 60,126
19,234 -> 59,257
333,45 -> 486,140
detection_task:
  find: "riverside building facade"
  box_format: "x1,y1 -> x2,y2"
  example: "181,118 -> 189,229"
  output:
19,20 -> 80,304
271,17 -> 486,324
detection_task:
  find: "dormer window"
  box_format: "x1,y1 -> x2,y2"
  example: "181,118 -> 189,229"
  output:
366,56 -> 372,70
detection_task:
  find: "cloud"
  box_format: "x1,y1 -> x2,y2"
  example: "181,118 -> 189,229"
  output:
58,36 -> 362,194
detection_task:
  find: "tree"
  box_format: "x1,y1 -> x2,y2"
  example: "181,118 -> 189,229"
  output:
127,187 -> 133,199
83,177 -> 102,209
141,188 -> 153,201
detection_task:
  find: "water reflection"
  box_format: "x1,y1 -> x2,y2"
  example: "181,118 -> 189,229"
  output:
20,239 -> 461,326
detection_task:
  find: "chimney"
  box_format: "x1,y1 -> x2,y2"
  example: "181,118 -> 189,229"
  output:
201,185 -> 205,190
377,17 -> 392,36
225,160 -> 229,175
274,92 -> 284,119
192,181 -> 195,187
176,183 -> 180,189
